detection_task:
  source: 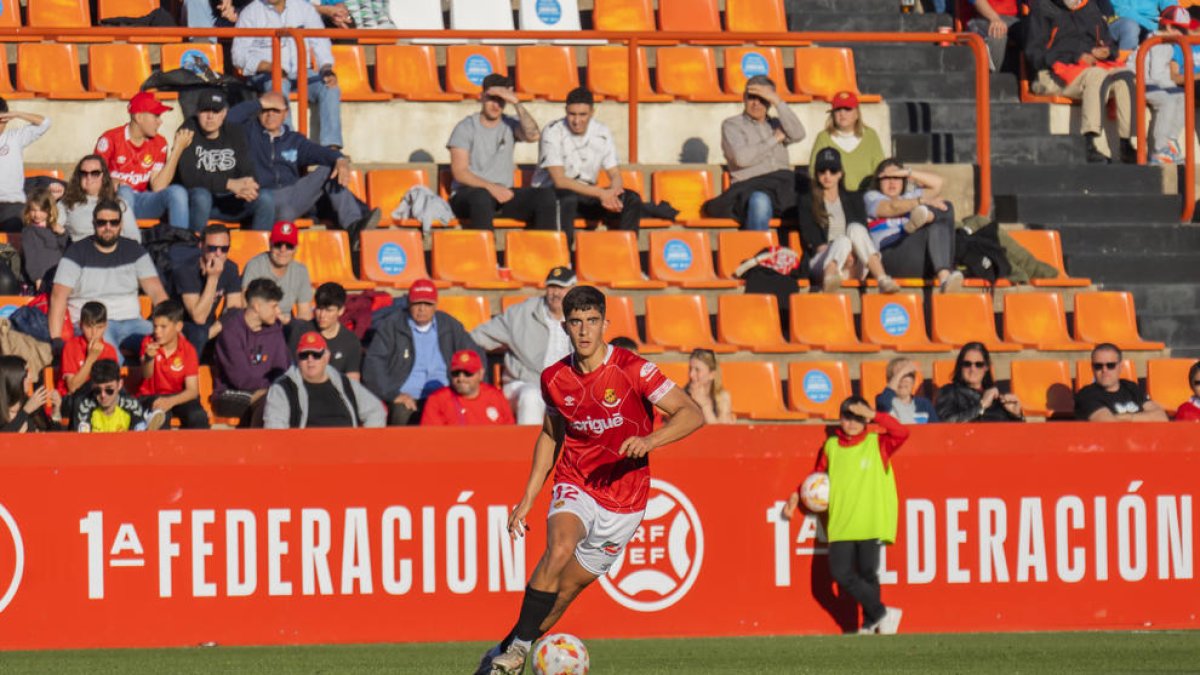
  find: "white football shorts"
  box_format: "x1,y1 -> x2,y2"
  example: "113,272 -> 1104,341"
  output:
547,483 -> 644,576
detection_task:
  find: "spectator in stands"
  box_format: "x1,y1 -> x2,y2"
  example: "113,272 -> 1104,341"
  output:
686,348 -> 734,424
58,301 -> 118,399
0,355 -> 59,433
262,331 -> 384,428
1108,0 -> 1175,51
808,92 -> 885,192
59,155 -> 140,243
212,278 -> 291,426
185,0 -> 250,32
966,0 -> 1024,72
137,300 -> 209,429
797,148 -> 900,293
0,98 -> 50,232
49,200 -> 168,363
314,0 -> 393,28
96,92 -> 192,232
1174,360 -> 1200,420
470,266 -> 575,425
241,220 -> 313,326
172,223 -> 244,355
232,0 -> 344,149
420,349 -> 515,426
1075,343 -> 1169,421
287,282 -> 362,379
228,91 -> 379,236
71,358 -> 165,432
1026,0 -> 1135,164
447,74 -> 556,232
178,91 -> 275,231
21,188 -> 68,291
864,159 -> 964,292
363,278 -> 482,426
530,87 -> 641,248
936,342 -> 1024,422
876,357 -> 938,424
711,76 -> 805,230
1143,6 -> 1191,164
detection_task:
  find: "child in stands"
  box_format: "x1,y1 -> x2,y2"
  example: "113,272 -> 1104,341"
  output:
20,188 -> 67,291
59,301 -> 118,402
71,358 -> 163,432
137,300 -> 209,429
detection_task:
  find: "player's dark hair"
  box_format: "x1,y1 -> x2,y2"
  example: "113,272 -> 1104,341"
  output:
838,395 -> 870,423
245,278 -> 284,304
314,282 -> 347,309
481,73 -> 513,90
91,358 -> 120,385
952,341 -> 995,389
202,223 -> 230,241
151,299 -> 185,324
565,87 -> 594,107
562,285 -> 606,319
80,301 -> 107,326
92,197 -> 124,224
1093,342 -> 1123,362
1190,360 -> 1200,386
609,336 -> 639,353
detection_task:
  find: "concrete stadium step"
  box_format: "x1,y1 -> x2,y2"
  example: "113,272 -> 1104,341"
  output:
857,71 -> 1018,102
1053,222 -> 1200,255
788,11 -> 950,32
994,194 -> 1181,224
1066,252 -> 1200,284
992,165 -> 1165,196
849,44 -> 976,74
1135,312 -> 1200,355
788,0 -> 903,13
890,100 -> 1050,134
1124,282 -> 1200,313
894,132 -> 1084,165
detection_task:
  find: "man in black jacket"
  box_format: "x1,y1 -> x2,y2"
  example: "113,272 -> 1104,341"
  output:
177,90 -> 275,231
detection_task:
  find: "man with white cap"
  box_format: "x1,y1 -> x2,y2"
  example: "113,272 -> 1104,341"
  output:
420,349 -> 514,426
470,265 -> 576,425
263,330 -> 384,429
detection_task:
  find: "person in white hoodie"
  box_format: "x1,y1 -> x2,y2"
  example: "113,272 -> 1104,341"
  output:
0,98 -> 48,232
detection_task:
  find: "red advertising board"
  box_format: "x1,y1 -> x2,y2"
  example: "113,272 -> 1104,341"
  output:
0,423 -> 1195,649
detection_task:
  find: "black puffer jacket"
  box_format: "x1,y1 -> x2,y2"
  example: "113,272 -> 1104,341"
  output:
1025,0 -> 1116,73
935,383 -> 1024,423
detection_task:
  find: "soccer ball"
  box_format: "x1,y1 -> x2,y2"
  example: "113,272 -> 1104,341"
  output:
531,633 -> 590,675
800,471 -> 830,513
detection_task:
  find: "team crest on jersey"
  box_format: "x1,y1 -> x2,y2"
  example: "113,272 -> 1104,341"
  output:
169,357 -> 184,372
116,155 -> 127,164
141,153 -> 154,167
486,406 -> 499,421
601,388 -> 621,408
562,395 -> 576,407
97,137 -> 110,153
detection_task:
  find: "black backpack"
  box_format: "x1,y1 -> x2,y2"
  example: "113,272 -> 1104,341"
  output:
141,224 -> 198,298
277,372 -> 360,429
955,222 -> 1012,284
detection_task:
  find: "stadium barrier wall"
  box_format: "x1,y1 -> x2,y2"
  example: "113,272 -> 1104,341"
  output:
0,423 -> 1194,649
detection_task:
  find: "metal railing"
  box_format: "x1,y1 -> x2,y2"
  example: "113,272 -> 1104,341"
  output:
1134,33 -> 1195,223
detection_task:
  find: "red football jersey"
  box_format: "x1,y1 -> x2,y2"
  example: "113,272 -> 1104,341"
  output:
95,125 -> 167,193
58,335 -> 118,396
541,345 -> 675,513
136,336 -> 200,397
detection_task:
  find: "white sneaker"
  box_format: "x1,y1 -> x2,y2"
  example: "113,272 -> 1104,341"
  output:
878,606 -> 904,635
877,275 -> 901,294
822,269 -> 843,293
490,639 -> 530,674
904,205 -> 932,233
474,644 -> 503,675
939,270 -> 964,294
146,409 -> 167,432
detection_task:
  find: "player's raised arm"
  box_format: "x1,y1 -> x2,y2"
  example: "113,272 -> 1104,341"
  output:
620,385 -> 704,458
508,412 -> 567,537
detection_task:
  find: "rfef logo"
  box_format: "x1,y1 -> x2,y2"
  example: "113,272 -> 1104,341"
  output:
0,503 -> 25,614
802,369 -> 833,404
740,52 -> 769,77
600,479 -> 703,612
464,55 -> 493,86
880,303 -> 910,337
662,239 -> 693,273
378,243 -> 408,276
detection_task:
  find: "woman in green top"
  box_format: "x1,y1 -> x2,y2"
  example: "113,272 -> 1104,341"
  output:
808,91 -> 886,192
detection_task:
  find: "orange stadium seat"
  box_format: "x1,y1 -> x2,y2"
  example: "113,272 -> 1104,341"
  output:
16,44 -> 105,99
516,45 -> 581,101
592,0 -> 654,31
793,47 -> 881,103
930,293 -> 1021,351
1002,292 -> 1092,351
575,231 -> 667,289
586,45 -> 673,102
98,0 -> 177,41
932,359 -> 956,390
1147,358 -> 1196,415
655,361 -> 689,388
1072,291 -> 1166,351
0,296 -> 28,318
228,230 -> 269,271
722,47 -> 809,102
501,294 -> 533,311
787,361 -> 851,419
716,230 -> 777,279
0,0 -> 29,32
160,43 -> 225,75
439,294 -> 492,332
367,168 -> 438,226
722,361 -> 808,420
295,230 -> 373,290
359,230 -> 448,289
1074,358 -> 1136,391
375,45 -> 463,101
432,231 -> 523,289
197,365 -> 241,427
648,231 -> 739,289
725,0 -> 788,32
652,169 -> 738,227
24,168 -> 63,180
717,294 -> 808,353
644,294 -> 736,353
658,0 -> 727,35
654,47 -> 742,102
1010,359 -> 1074,418
0,50 -> 31,100
504,231 -> 570,286
595,169 -> 670,227
788,293 -> 880,352
446,45 -> 514,97
345,169 -> 367,203
88,44 -> 153,99
603,295 -> 663,354
861,294 -> 953,352
1005,229 -> 1091,287
27,0 -> 90,30
329,45 -> 389,101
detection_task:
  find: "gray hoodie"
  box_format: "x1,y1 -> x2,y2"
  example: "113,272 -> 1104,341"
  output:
470,296 -> 559,386
262,364 -> 387,429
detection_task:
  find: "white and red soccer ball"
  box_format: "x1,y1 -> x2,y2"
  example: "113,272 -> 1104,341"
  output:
532,633 -> 590,675
800,471 -> 830,513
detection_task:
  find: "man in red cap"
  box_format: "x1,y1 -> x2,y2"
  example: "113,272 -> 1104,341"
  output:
363,278 -> 484,426
0,96 -> 50,231
262,330 -> 384,428
421,349 -> 514,426
96,91 -> 193,231
240,220 -> 313,325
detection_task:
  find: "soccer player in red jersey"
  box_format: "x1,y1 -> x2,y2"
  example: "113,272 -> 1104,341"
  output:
479,285 -> 704,675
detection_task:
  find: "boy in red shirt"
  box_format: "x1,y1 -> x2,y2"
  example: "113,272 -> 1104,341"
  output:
60,301 -> 118,397
137,299 -> 208,428
421,350 -> 514,426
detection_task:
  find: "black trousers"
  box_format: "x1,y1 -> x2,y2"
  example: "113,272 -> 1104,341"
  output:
450,186 -> 557,231
879,204 -> 956,278
556,189 -> 641,248
828,539 -> 886,627
140,395 -> 211,429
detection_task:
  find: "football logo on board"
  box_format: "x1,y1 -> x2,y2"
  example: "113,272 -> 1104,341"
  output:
599,478 -> 704,613
0,503 -> 25,614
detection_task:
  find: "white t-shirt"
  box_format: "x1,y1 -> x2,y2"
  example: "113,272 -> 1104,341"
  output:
0,117 -> 51,203
831,130 -> 862,154
531,118 -> 620,188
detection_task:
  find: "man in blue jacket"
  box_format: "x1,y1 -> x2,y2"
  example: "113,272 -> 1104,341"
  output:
227,91 -> 379,234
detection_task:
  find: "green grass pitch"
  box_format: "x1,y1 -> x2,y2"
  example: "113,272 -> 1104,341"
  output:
3,632 -> 1197,674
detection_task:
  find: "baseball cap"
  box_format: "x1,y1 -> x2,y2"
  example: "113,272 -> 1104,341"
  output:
269,221 -> 299,246
128,91 -> 171,116
450,349 -> 482,375
1160,5 -> 1199,30
830,91 -> 859,110
296,331 -> 327,355
814,147 -> 843,174
544,266 -> 577,287
408,278 -> 439,304
196,90 -> 229,112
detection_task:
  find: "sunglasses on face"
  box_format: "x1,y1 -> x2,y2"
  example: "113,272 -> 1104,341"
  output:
272,242 -> 295,251
962,360 -> 988,369
259,107 -> 286,114
93,218 -> 121,227
450,370 -> 475,378
1092,361 -> 1119,371
97,385 -> 118,396
817,168 -> 840,176
205,244 -> 230,253
1193,380 -> 1200,386
79,169 -> 104,178
297,350 -> 325,361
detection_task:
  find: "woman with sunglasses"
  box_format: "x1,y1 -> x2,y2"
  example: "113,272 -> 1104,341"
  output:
807,91 -> 885,192
936,342 -> 1024,422
686,349 -> 735,424
1174,361 -> 1200,421
59,154 -> 140,244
